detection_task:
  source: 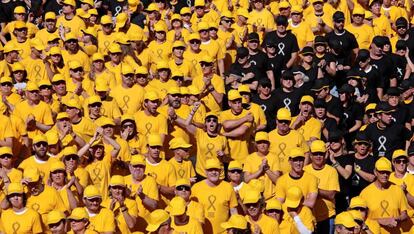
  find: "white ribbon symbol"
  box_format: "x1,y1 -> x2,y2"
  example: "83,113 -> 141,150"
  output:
260,104 -> 267,111
283,98 -> 291,110
344,113 -> 349,119
378,136 -> 387,152
114,6 -> 122,17
397,67 -> 403,76
187,0 -> 191,6
278,43 -> 285,56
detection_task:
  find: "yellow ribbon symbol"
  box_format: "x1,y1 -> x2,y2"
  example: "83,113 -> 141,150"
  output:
178,169 -> 185,178
104,41 -> 110,52
299,128 -> 304,135
191,59 -> 198,71
380,200 -> 390,217
145,123 -> 152,136
156,49 -> 163,59
122,95 -> 130,110
12,222 -> 20,234
207,195 -> 216,211
278,143 -> 286,158
92,167 -> 102,183
257,18 -> 263,26
32,203 -> 40,211
206,143 -> 214,157
34,65 -> 41,81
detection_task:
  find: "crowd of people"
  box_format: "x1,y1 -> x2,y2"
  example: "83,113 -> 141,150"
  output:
0,0 -> 413,233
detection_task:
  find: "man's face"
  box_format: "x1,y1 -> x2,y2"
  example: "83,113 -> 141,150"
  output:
379,112 -> 393,125
276,119 -> 290,133
246,202 -> 261,217
84,197 -> 102,213
334,20 -> 345,31
311,151 -> 325,166
145,100 -> 160,114
129,164 -> 145,180
122,73 -> 135,87
45,19 -> 56,30
289,156 -> 305,173
175,185 -> 191,200
88,102 -> 102,116
314,107 -> 326,118
229,99 -> 243,114
148,145 -> 161,159
300,102 -> 313,116
387,95 -> 399,107
393,156 -> 408,173
354,142 -> 370,155
375,170 -> 390,184
247,40 -> 259,50
352,14 -> 364,25
33,141 -> 48,158
206,168 -> 220,183
168,93 -> 182,108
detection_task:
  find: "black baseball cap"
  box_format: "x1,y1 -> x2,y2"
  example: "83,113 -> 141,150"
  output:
333,11 -> 345,22
276,15 -> 288,26
311,78 -> 330,91
328,130 -> 343,142
248,32 -> 259,42
301,46 -> 314,56
281,70 -> 295,80
236,47 -> 249,58
375,102 -> 395,114
408,142 -> 414,156
314,98 -> 326,108
372,36 -> 385,47
386,87 -> 400,96
314,36 -> 327,45
353,132 -> 371,145
396,17 -> 408,28
338,84 -> 355,94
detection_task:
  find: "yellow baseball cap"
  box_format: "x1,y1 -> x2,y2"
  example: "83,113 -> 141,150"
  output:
228,160 -> 243,170
365,103 -> 377,113
181,87 -> 189,95
188,85 -> 201,95
289,147 -> 305,159
300,95 -> 314,104
365,10 -> 373,19
255,131 -> 269,142
64,32 -> 77,41
0,76 -> 12,83
335,211 -> 358,228
349,196 -> 367,209
285,186 -> 303,208
51,74 -> 65,83
62,146 -> 78,157
23,168 -> 41,182
101,15 -> 113,25
7,182 -> 24,195
392,149 -> 408,160
144,91 -> 159,101
80,0 -> 93,5
279,1 -> 291,9
33,134 -> 48,144
147,134 -> 163,147
49,46 -> 61,55
82,27 -> 97,38
68,207 -> 89,220
109,175 -> 126,187
63,0 -> 76,6
11,62 -> 25,72
3,42 -> 19,53
88,9 -> 98,15
130,154 -> 146,166
97,117 -> 115,127
221,215 -> 248,230
47,34 -> 60,42
168,196 -> 187,216
180,7 -> 191,15
121,114 -> 134,124
116,13 -> 128,28
169,137 -> 192,149
88,95 -> 102,105
276,108 -> 291,121
128,32 -> 143,41
205,158 -> 221,170
38,79 -> 52,87
197,21 -> 209,31
243,189 -> 261,204
175,178 -> 191,187
146,210 -> 170,232
65,99 -> 81,109
168,86 -> 181,95
69,60 -> 82,70
0,147 -> 13,157
121,64 -> 134,75
348,210 -> 364,222
44,12 -> 56,20
291,5 -> 303,13
194,0 -> 205,6
188,33 -> 201,41
265,198 -> 282,210
154,22 -> 167,32
14,6 -> 26,14
30,38 -> 45,51
50,161 -> 65,173
375,157 -> 392,172
247,179 -> 265,193
83,185 -> 101,199
146,3 -> 159,11
108,43 -> 122,54
237,8 -> 249,18
171,14 -> 181,22
238,84 -> 250,93
135,66 -> 148,75
156,60 -> 169,70
353,6 -> 365,15
310,140 -> 326,153
91,52 -> 104,62
228,90 -> 242,101
172,40 -> 186,49
14,21 -> 27,29
26,82 -> 39,91
221,10 -> 234,19
45,130 -> 59,145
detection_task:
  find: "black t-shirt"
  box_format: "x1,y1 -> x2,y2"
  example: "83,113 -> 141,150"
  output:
295,65 -> 318,88
341,101 -> 364,131
104,0 -> 126,16
328,154 -> 353,194
130,12 -> 146,28
325,30 -> 358,61
320,117 -> 338,142
273,87 -> 304,116
0,1 -> 26,23
228,62 -> 260,86
370,54 -> 396,92
350,154 -> 377,197
390,53 -> 407,84
267,54 -> 284,87
391,104 -> 411,125
363,122 -> 412,159
262,31 -> 299,66
251,92 -> 279,131
326,96 -> 343,120
406,29 -> 414,62
358,66 -> 384,103
248,50 -> 269,79
313,52 -> 336,83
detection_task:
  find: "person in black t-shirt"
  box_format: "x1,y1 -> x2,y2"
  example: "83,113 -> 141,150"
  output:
264,39 -> 283,90
312,78 -> 342,123
246,32 -> 273,88
262,15 -> 299,70
251,80 -> 278,131
314,98 -> 338,142
364,102 -> 412,159
294,46 -> 323,88
227,47 -> 260,91
386,87 -> 411,128
274,71 -> 304,116
370,36 -> 397,91
350,133 -> 377,198
313,36 -> 337,80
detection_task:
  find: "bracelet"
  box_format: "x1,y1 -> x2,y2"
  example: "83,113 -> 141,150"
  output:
332,162 -> 340,168
120,206 -> 128,212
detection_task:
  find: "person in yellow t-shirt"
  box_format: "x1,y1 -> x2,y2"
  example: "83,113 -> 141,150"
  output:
0,147 -> 22,201
146,209 -> 174,233
168,137 -> 196,182
109,64 -> 145,115
173,178 -> 205,224
68,207 -> 99,234
0,6 -> 38,44
8,22 -> 31,59
46,210 -> 67,234
192,158 -> 238,234
243,189 -> 280,234
269,108 -> 310,173
239,85 -> 267,131
1,183 -> 43,234
275,148 -> 318,209
90,53 -> 117,90
145,134 -> 177,208
49,161 -> 79,211
61,33 -> 90,73
333,211 -> 358,234
264,198 -> 283,224
168,196 -> 204,233
66,60 -> 95,98
20,39 -> 48,83
345,7 -> 375,50
82,185 -> 116,233
244,132 -> 281,200
125,155 -> 159,232
221,214 -> 250,233
57,0 -> 86,37
0,43 -> 20,78
65,99 -> 97,142
35,12 -> 59,46
248,0 -> 276,36
220,90 -> 253,163
304,140 -> 340,233
279,186 -> 316,234
146,61 -> 178,101
291,95 -> 322,142
348,196 -> 381,234
304,0 -> 333,35
360,157 -> 410,234
22,168 -> 67,229
288,6 -> 314,49
101,175 -> 139,234
147,23 -> 173,69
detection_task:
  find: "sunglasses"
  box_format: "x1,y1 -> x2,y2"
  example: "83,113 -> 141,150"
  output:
246,202 -> 259,208
199,29 -> 208,33
102,124 -> 114,129
291,157 -> 305,162
223,19 -> 233,23
189,40 -> 201,45
172,76 -> 184,81
89,103 -> 102,108
40,85 -> 52,90
368,113 -> 376,118
0,154 -> 12,159
49,220 -> 63,229
394,159 -> 408,164
15,28 -> 28,32
291,12 -> 301,16
182,13 -> 191,17
1,82 -> 12,87
229,169 -> 242,174
72,68 -> 83,73
209,27 -> 218,31
35,142 -> 48,147
66,39 -> 77,44
136,75 -> 147,79
353,207 -> 367,211
13,70 -> 24,74
200,62 -> 213,67
123,124 -> 135,129
123,74 -> 134,79
87,197 -> 101,203
353,14 -> 364,17
313,152 -> 325,156
195,6 -> 204,9
53,80 -> 66,86
131,164 -> 145,169
278,120 -> 290,125
65,155 -> 79,161
176,185 -> 191,191
206,118 -> 218,123
266,209 -> 282,213
111,185 -> 125,190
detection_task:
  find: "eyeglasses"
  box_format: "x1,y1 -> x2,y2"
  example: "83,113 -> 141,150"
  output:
15,28 -> 28,32
170,94 -> 182,98
158,68 -> 170,73
368,113 -> 376,118
102,124 -> 114,129
206,118 -> 218,123
182,13 -> 191,17
199,29 -> 208,33
291,12 -> 301,16
13,70 -> 24,74
0,154 -> 12,159
1,82 -> 12,87
35,142 -> 48,147
131,164 -> 145,169
394,159 -> 408,164
397,26 -> 407,30
65,155 -> 79,161
72,68 -> 83,73
229,169 -> 242,174
176,185 -> 191,191
102,24 -> 112,28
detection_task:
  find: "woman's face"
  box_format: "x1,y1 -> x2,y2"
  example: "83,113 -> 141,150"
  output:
9,193 -> 24,208
51,170 -> 65,185
12,70 -> 25,82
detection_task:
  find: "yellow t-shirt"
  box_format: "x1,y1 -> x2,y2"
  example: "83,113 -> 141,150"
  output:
248,8 -> 276,35
288,21 -> 314,49
345,24 -> 375,50
18,156 -> 53,183
268,129 -> 309,173
244,152 -> 281,200
71,117 -> 97,142
192,74 -> 225,113
279,205 -> 316,234
134,111 -> 168,140
20,57 -> 48,83
102,198 -> 138,234
304,164 -> 340,222
275,172 -> 318,201
191,180 -> 238,234
147,40 -> 173,65
85,157 -> 111,201
97,31 -> 117,55
200,39 -> 225,62
87,207 -> 116,233
1,208 -> 43,234
168,157 -> 196,181
61,49 -> 91,72
146,79 -> 177,101
372,15 -> 393,36
171,218 -> 204,234
56,15 -> 86,37
219,109 -> 252,163
9,39 -> 31,59
145,159 -> 176,207
2,21 -> 38,40
290,116 -> 322,142
247,214 -> 280,234
389,173 -> 414,220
